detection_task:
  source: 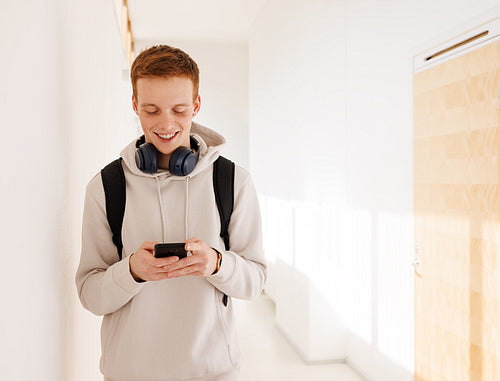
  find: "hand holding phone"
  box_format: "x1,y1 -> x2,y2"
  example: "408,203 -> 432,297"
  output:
129,240 -> 182,282
154,243 -> 188,259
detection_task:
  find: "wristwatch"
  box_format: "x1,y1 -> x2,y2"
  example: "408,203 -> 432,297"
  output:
212,248 -> 222,275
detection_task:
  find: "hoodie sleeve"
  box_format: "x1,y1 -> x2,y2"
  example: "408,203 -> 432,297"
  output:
75,174 -> 145,316
207,168 -> 267,300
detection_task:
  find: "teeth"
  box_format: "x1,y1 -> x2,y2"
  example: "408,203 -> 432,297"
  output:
158,132 -> 176,139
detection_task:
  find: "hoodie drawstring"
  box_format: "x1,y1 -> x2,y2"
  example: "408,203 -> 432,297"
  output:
155,176 -> 190,243
185,177 -> 190,241
155,177 -> 167,242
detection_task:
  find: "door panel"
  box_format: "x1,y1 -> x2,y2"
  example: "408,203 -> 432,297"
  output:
414,40 -> 500,381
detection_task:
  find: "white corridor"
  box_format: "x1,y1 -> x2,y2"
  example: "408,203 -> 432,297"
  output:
235,294 -> 365,381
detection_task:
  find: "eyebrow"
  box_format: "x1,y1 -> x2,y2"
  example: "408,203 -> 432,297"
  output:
140,103 -> 190,108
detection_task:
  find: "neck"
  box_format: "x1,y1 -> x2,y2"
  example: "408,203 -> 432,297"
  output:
157,153 -> 171,170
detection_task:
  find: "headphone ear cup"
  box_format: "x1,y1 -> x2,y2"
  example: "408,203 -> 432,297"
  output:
169,147 -> 196,176
135,143 -> 158,173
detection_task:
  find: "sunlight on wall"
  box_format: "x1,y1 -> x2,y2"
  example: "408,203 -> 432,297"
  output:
293,202 -> 351,326
260,196 -> 372,356
349,208 -> 373,345
260,195 -> 294,266
377,212 -> 414,371
259,194 -> 413,372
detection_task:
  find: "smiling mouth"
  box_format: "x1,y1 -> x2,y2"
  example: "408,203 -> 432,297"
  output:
156,131 -> 179,141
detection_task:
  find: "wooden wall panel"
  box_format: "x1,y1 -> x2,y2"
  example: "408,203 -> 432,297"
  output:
414,40 -> 500,381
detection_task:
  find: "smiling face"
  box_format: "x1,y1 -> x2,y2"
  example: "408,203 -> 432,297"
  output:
132,76 -> 201,169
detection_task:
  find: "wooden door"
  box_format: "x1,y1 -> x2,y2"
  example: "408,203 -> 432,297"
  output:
414,39 -> 500,380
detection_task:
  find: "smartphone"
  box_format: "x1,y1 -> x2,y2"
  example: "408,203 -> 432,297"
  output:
154,243 -> 188,259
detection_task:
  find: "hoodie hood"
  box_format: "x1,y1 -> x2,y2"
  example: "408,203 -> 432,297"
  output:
121,121 -> 226,178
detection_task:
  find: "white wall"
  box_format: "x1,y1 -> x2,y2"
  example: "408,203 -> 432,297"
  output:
61,1 -> 137,380
0,2 -> 64,380
1,1 -> 136,380
135,40 -> 250,169
249,0 -> 500,380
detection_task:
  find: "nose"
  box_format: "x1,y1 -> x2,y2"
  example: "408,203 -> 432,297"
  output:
157,111 -> 176,129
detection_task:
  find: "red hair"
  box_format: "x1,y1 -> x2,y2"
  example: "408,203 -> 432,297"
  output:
131,45 -> 199,101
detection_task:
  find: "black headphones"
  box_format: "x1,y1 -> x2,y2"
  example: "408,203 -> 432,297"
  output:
135,135 -> 200,176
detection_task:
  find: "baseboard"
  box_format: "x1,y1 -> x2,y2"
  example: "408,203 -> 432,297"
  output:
274,322 -> 346,365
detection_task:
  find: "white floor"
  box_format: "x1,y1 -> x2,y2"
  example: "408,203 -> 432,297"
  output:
234,294 -> 365,381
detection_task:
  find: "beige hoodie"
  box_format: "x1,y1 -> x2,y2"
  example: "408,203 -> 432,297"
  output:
75,122 -> 266,381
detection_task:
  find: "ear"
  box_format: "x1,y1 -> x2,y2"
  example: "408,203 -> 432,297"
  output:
192,95 -> 201,117
132,94 -> 139,115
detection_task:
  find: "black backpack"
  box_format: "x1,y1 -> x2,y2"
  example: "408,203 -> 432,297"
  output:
101,156 -> 235,261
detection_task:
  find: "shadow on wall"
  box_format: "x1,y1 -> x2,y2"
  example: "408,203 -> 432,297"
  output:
259,195 -> 414,381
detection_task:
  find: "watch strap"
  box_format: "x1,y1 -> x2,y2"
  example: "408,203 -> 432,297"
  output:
211,248 -> 222,275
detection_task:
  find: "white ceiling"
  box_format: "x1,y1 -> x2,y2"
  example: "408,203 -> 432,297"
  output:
127,0 -> 269,43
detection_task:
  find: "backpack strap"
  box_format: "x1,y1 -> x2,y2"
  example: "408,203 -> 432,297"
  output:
101,158 -> 126,260
100,156 -> 234,261
213,156 -> 235,251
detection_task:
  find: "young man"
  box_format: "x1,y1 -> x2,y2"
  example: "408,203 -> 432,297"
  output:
75,45 -> 266,381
